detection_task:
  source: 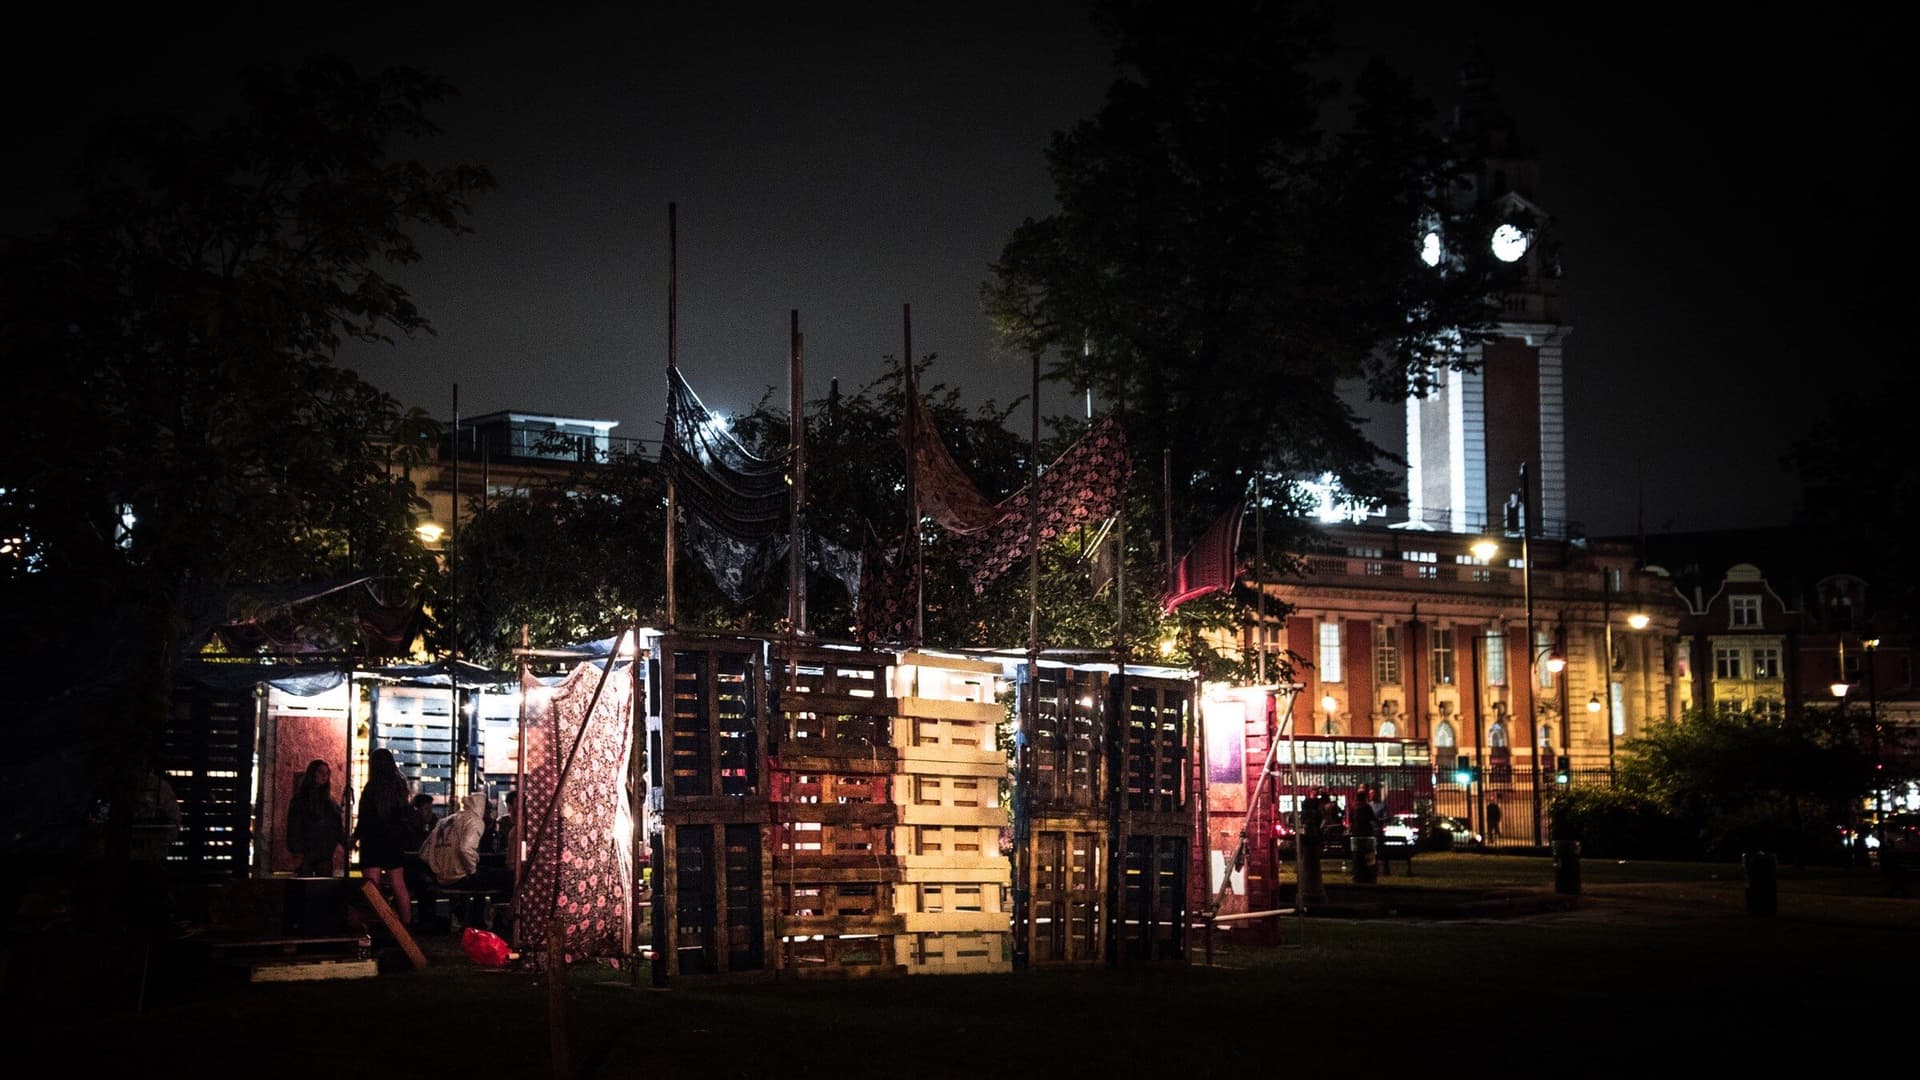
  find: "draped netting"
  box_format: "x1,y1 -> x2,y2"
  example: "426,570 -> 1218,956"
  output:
662,367 -> 790,537
662,367 -> 862,605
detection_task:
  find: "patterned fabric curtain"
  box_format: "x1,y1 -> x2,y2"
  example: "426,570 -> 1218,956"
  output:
1162,500 -> 1246,612
513,662 -> 635,959
951,416 -> 1131,593
905,391 -> 1002,535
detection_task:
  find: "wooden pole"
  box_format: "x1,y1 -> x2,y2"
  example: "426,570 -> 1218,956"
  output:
902,304 -> 922,647
452,384 -> 462,794
789,311 -> 807,637
665,204 -> 679,630
1013,345 -> 1039,971
514,625 -> 530,895
1254,475 -> 1265,685
547,919 -> 573,1080
360,880 -> 428,970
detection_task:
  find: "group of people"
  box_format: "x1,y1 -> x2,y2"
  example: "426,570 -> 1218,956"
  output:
283,749 -> 518,926
1307,785 -> 1392,837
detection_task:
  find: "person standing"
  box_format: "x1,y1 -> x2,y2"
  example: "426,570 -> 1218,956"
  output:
354,747 -> 415,925
1349,786 -> 1378,838
285,759 -> 345,877
1486,795 -> 1504,844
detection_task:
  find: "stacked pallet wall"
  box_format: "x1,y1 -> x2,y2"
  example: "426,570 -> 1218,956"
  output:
889,652 -> 1012,974
647,634 -> 776,980
1023,665 -> 1110,965
771,645 -> 905,977
1113,673 -> 1194,964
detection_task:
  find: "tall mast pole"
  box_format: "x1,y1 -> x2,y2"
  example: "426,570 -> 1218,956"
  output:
788,310 -> 807,638
902,305 -> 922,647
1255,474 -> 1266,685
1521,462 -> 1541,845
665,204 -> 678,630
451,383 -> 462,793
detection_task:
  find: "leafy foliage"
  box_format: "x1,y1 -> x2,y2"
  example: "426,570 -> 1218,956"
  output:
0,57 -> 492,790
984,0 -> 1517,542
1615,705 -> 1873,861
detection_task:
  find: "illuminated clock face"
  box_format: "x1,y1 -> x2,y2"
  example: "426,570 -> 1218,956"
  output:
1491,224 -> 1530,263
1420,231 -> 1442,267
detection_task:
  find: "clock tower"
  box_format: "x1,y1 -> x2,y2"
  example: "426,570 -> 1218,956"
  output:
1405,56 -> 1569,537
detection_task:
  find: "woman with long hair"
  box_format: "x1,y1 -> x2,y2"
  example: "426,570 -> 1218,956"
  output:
285,759 -> 345,877
355,747 -> 414,924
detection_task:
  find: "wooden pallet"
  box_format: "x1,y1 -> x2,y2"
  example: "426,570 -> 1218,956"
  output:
250,957 -> 379,982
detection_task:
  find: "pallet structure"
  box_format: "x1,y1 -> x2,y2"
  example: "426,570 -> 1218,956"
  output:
644,633 -> 1190,981
645,634 -> 775,978
887,651 -> 1011,973
1020,662 -> 1196,965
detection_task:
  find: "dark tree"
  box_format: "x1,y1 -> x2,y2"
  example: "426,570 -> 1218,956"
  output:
1618,705 -> 1873,863
985,0 -> 1514,545
453,450 -> 669,666
0,58 -> 492,835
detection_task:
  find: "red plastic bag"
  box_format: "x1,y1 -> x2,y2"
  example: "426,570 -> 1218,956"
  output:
462,927 -> 511,967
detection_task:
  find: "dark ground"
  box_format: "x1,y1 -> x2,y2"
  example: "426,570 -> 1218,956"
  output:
25,854 -> 1920,1077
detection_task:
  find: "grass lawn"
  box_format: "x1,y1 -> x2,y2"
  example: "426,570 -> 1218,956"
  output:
41,856 -> 1920,1077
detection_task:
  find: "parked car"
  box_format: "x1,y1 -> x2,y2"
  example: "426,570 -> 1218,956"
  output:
1437,816 -> 1484,851
1880,814 -> 1920,863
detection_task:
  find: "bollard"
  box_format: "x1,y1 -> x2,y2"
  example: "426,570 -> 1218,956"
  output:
1552,839 -> 1581,895
1349,836 -> 1379,884
1743,851 -> 1777,915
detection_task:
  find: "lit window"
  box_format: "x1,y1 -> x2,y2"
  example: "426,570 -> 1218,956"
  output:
1714,647 -> 1743,680
1536,630 -> 1555,689
1431,627 -> 1456,685
1752,647 -> 1780,680
1730,595 -> 1761,628
1485,632 -> 1507,686
1375,625 -> 1401,685
1318,621 -> 1342,683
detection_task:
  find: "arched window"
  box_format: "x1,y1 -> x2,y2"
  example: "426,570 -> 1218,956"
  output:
1538,722 -> 1554,748
1434,720 -> 1455,749
1377,719 -> 1397,738
1323,715 -> 1343,735
1488,721 -> 1508,748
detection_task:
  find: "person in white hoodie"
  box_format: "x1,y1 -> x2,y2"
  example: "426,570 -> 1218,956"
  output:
423,792 -> 495,890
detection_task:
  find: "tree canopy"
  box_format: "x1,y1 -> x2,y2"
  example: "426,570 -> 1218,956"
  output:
985,0 -> 1516,543
1617,705 -> 1873,861
0,57 -> 492,805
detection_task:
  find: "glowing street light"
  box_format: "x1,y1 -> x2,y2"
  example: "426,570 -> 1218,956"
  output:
1470,538 -> 1500,562
1626,612 -> 1651,631
415,520 -> 446,544
1586,693 -> 1603,714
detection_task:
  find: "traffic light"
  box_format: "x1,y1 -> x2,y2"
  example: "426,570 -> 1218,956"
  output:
1454,754 -> 1474,786
1555,755 -> 1571,785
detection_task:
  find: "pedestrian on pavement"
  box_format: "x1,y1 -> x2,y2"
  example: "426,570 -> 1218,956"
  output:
1486,796 -> 1503,844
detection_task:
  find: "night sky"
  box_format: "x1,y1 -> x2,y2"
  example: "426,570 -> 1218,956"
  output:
7,3 -> 1911,538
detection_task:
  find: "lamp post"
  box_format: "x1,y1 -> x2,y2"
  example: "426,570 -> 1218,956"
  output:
1322,694 -> 1340,735
1597,574 -> 1652,783
1515,463 -> 1545,845
1865,638 -> 1883,824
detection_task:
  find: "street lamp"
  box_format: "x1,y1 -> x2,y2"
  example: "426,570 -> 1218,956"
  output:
1587,693 -> 1602,714
1864,637 -> 1884,824
1321,693 -> 1340,734
1600,570 -> 1653,781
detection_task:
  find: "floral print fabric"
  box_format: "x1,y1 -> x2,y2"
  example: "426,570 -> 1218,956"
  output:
514,662 -> 635,959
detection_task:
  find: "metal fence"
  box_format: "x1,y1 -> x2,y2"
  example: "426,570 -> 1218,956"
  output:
1426,765 -> 1615,848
